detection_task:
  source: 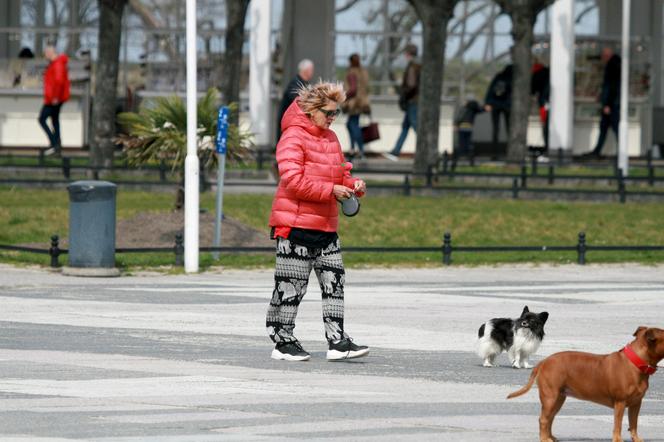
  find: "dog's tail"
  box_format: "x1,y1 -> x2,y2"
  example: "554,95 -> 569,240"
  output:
506,365 -> 539,399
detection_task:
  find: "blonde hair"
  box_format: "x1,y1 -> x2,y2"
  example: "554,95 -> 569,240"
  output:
297,81 -> 346,115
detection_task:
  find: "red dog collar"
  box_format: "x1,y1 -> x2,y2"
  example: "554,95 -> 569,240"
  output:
623,345 -> 657,375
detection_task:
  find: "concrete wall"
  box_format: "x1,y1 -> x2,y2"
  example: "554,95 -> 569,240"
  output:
0,89 -> 85,147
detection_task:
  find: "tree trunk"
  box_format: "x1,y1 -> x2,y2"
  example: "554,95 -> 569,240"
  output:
409,0 -> 457,176
507,10 -> 534,162
495,0 -> 555,161
221,0 -> 250,126
35,0 -> 45,54
67,0 -> 81,55
91,0 -> 127,169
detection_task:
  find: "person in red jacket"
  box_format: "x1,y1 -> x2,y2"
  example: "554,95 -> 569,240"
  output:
39,45 -> 70,156
266,81 -> 369,362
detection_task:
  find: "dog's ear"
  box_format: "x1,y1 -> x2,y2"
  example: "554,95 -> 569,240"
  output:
633,326 -> 648,337
645,328 -> 657,346
521,306 -> 529,317
539,311 -> 549,324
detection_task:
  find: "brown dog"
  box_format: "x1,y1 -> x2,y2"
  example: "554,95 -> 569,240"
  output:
507,326 -> 664,442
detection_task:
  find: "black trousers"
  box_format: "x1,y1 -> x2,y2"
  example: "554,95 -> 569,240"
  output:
38,103 -> 63,148
456,129 -> 473,157
592,108 -> 620,155
491,107 -> 510,146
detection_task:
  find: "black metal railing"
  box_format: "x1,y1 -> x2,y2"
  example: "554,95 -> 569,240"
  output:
3,232 -> 664,268
3,150 -> 664,204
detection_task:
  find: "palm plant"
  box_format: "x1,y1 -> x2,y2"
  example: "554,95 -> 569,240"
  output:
115,88 -> 253,208
116,87 -> 252,170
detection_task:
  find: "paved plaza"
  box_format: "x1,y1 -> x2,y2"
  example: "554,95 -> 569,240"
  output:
0,263 -> 664,441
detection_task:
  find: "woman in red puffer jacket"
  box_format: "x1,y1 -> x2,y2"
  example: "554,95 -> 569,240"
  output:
266,81 -> 369,362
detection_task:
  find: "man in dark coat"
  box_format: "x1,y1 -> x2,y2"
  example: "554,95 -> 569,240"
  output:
484,64 -> 513,150
275,59 -> 314,141
588,47 -> 621,157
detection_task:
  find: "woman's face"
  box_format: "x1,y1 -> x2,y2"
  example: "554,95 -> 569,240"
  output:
310,101 -> 341,129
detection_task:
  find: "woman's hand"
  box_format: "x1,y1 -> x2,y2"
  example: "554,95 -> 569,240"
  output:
353,179 -> 366,194
333,185 -> 353,200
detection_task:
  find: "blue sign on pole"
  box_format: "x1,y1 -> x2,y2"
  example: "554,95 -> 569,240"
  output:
216,106 -> 229,154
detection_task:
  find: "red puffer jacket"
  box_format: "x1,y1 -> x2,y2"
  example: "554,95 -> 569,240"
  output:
269,99 -> 360,232
43,54 -> 70,104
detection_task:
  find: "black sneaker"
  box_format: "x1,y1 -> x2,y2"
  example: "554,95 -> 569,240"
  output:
271,341 -> 311,361
327,338 -> 369,361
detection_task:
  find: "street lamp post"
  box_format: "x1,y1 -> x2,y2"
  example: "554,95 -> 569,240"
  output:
618,0 -> 631,175
184,0 -> 199,273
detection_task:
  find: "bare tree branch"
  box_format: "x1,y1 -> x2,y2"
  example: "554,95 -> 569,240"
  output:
127,0 -> 178,60
453,6 -> 499,59
448,2 -> 488,35
336,0 -> 362,14
575,4 -> 597,24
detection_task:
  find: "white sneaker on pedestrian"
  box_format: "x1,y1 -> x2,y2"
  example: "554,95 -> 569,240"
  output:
382,152 -> 398,162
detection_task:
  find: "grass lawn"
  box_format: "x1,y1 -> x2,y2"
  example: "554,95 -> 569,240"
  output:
2,185 -> 664,269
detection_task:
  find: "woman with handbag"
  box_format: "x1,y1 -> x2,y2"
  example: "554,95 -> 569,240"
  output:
267,81 -> 369,362
342,53 -> 371,159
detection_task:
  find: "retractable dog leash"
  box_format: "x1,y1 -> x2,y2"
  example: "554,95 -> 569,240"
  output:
341,193 -> 360,217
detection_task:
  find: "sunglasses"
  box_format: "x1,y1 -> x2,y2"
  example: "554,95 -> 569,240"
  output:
319,108 -> 341,118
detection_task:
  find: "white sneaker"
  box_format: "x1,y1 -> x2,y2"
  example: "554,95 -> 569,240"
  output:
382,152 -> 398,162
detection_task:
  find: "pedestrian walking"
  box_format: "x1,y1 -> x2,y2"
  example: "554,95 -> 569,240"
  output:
342,53 -> 371,159
267,81 -> 369,362
585,47 -> 621,158
39,45 -> 70,157
384,44 -> 420,161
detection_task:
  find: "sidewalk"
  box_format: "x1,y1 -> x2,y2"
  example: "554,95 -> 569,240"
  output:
1,264 -> 663,441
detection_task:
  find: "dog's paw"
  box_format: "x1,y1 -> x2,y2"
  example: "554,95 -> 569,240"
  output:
523,361 -> 533,369
512,363 -> 521,369
483,360 -> 494,367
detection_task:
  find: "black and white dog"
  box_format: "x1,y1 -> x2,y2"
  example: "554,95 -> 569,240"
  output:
477,306 -> 549,368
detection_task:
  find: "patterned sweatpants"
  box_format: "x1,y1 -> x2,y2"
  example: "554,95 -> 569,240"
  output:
266,237 -> 348,344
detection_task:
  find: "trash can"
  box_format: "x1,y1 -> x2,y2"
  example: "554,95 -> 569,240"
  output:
63,180 -> 119,276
